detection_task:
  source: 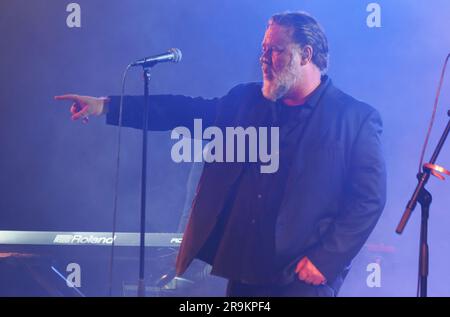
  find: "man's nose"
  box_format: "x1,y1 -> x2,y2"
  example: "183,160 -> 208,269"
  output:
260,52 -> 271,65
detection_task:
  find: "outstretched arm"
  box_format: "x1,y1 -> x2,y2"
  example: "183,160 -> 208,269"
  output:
104,94 -> 221,132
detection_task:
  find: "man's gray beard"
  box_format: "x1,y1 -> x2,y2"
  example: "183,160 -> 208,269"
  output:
262,79 -> 289,101
262,67 -> 300,101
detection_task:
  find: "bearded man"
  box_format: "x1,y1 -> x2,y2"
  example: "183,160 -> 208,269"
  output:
56,12 -> 386,297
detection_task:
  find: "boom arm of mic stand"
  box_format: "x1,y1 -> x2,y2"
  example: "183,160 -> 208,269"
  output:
396,172 -> 430,234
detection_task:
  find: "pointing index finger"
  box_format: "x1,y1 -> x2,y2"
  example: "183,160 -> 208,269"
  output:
54,94 -> 82,102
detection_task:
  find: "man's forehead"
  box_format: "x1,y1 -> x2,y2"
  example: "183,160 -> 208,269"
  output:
262,23 -> 294,46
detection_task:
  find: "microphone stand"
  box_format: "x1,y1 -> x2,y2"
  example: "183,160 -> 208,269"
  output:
396,110 -> 450,297
137,66 -> 152,297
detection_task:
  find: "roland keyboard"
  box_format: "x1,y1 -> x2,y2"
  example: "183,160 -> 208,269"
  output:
0,231 -> 183,247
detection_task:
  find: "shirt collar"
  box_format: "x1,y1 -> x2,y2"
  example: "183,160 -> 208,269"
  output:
305,75 -> 331,108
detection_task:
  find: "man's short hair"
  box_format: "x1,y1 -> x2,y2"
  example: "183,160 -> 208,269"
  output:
269,12 -> 329,74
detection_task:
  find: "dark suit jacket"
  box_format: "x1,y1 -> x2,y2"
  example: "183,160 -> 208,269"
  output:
106,79 -> 387,286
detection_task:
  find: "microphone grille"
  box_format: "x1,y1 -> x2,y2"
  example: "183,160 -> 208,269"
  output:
169,48 -> 182,63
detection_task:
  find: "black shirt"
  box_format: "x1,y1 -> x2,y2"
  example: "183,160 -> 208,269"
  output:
198,77 -> 331,284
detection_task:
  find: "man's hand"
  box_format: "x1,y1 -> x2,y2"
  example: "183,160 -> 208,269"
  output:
54,94 -> 109,122
295,256 -> 327,286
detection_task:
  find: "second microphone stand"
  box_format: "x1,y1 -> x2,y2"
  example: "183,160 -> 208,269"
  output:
396,110 -> 450,297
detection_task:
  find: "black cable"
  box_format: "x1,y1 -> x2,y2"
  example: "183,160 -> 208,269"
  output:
107,64 -> 132,297
418,54 -> 450,173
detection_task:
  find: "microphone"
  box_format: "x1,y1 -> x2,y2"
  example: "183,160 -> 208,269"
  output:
131,48 -> 182,67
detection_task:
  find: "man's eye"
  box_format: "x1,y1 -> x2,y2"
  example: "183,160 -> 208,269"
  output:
272,48 -> 284,54
262,47 -> 283,54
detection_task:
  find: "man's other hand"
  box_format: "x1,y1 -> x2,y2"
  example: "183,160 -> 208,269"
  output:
295,256 -> 327,286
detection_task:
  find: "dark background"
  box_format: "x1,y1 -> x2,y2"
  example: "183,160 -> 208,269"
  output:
0,0 -> 449,296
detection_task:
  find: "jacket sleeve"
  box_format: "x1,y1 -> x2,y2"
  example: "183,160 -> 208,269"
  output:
105,94 -> 222,132
305,109 -> 387,283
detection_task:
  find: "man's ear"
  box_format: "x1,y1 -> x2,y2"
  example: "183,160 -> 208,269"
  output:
301,45 -> 313,65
